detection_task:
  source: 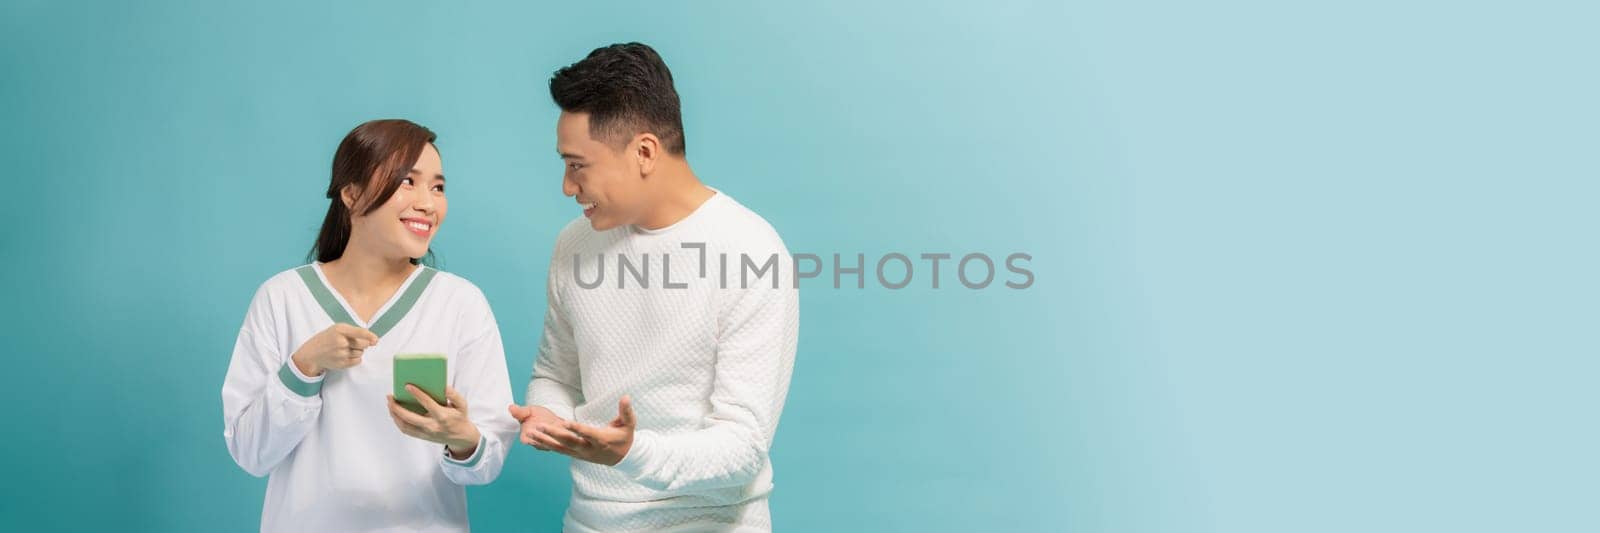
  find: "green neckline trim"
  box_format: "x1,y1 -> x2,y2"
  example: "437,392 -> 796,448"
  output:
294,265 -> 438,337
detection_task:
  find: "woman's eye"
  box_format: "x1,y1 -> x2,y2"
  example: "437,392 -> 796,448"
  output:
401,177 -> 415,186
432,185 -> 446,193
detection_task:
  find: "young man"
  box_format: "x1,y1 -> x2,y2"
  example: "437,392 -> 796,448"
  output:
506,43 -> 800,532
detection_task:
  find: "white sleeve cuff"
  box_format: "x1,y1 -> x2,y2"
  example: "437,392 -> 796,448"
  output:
442,435 -> 489,468
611,430 -> 656,479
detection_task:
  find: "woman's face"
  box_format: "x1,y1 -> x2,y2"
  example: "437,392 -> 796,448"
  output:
348,143 -> 447,261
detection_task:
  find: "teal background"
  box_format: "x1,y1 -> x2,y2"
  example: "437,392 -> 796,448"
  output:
2,1 -> 1595,531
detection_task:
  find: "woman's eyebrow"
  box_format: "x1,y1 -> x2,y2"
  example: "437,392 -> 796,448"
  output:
409,168 -> 445,181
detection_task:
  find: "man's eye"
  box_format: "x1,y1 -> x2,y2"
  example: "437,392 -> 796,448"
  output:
432,185 -> 446,192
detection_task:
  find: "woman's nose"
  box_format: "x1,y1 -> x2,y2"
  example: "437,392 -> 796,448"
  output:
413,191 -> 436,213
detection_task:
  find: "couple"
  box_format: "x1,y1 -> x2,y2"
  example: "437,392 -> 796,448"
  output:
219,43 -> 798,533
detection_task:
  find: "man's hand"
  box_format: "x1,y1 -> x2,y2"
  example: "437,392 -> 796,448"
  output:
508,397 -> 636,466
507,404 -> 571,451
387,385 -> 482,459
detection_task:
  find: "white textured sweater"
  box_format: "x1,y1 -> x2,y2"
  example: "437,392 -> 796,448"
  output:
527,191 -> 799,532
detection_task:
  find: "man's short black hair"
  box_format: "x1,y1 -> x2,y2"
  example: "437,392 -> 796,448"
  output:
550,42 -> 686,156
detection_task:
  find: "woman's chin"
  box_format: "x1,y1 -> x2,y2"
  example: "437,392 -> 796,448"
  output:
394,244 -> 430,262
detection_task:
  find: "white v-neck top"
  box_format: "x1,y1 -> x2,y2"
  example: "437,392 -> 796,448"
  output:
221,263 -> 518,532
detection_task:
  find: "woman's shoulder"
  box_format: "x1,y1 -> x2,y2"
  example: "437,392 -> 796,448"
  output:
421,269 -> 503,327
234,265 -> 317,318
424,268 -> 489,304
253,264 -> 316,297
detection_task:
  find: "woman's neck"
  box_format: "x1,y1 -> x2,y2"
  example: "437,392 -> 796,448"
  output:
321,242 -> 417,301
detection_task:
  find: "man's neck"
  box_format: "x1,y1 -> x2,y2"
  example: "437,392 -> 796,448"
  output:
637,166 -> 715,230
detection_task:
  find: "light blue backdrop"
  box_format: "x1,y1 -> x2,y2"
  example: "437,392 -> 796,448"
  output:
1,1 -> 1594,531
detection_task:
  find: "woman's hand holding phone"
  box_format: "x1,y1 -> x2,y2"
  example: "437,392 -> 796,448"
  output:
388,385 -> 482,459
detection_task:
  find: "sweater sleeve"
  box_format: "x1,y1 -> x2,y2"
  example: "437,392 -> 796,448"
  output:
221,284 -> 324,477
439,285 -> 519,485
611,255 -> 799,492
527,250 -> 584,420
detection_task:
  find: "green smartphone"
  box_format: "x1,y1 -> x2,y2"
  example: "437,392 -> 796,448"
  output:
394,353 -> 447,414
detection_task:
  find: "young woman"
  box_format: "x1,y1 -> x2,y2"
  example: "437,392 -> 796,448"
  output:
221,119 -> 517,532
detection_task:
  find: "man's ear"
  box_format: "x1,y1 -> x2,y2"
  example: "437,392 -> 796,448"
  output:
634,133 -> 660,177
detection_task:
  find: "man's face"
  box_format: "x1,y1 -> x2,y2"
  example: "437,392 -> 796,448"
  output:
557,112 -> 644,230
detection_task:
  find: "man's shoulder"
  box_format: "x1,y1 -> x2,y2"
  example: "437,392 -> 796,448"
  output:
706,193 -> 789,254
555,216 -> 591,243
553,216 -> 623,254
